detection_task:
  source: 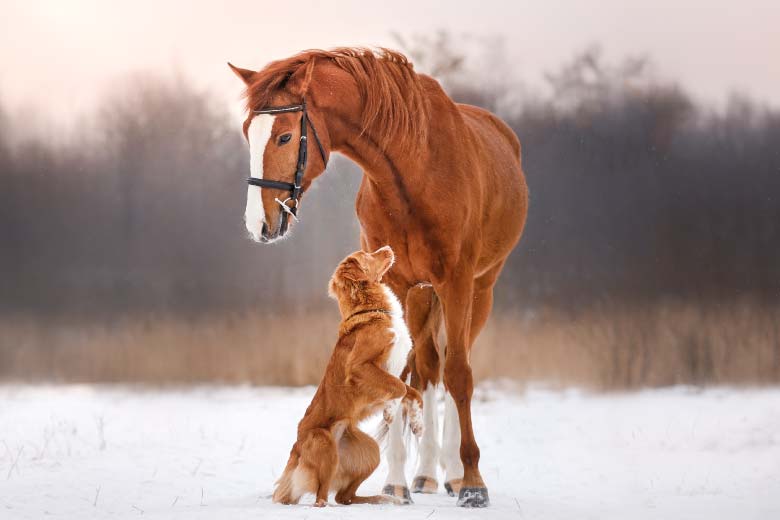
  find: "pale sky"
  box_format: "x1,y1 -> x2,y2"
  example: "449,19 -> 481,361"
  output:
1,0 -> 779,128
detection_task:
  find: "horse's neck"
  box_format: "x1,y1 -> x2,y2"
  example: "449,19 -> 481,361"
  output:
320,76 -> 445,208
336,133 -> 419,210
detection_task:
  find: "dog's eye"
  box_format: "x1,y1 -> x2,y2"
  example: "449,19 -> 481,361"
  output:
278,133 -> 292,145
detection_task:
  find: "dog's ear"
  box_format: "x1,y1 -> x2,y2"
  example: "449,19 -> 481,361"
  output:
336,257 -> 366,284
368,246 -> 395,281
327,276 -> 338,299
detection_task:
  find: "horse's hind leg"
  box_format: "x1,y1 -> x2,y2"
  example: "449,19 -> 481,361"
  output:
407,284 -> 443,495
441,388 -> 464,496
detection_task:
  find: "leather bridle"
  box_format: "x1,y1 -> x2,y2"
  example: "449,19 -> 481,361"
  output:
246,99 -> 328,236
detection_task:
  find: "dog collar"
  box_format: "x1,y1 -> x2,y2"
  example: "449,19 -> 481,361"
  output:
344,308 -> 392,322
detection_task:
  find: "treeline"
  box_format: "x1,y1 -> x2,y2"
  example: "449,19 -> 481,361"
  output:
497,50 -> 780,308
0,76 -> 361,317
1,46 -> 779,321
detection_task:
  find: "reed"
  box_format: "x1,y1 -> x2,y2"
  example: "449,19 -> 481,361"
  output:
2,301 -> 778,388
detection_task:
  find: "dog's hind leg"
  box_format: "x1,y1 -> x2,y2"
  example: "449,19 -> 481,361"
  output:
295,428 -> 338,507
335,425 -> 395,505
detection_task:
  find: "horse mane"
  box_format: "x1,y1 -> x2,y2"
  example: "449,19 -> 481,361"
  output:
244,47 -> 429,152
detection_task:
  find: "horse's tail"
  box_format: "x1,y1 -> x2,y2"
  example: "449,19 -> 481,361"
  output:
373,404 -> 412,449
373,419 -> 390,449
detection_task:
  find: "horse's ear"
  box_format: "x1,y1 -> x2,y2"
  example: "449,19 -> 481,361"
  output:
286,59 -> 317,97
228,62 -> 256,86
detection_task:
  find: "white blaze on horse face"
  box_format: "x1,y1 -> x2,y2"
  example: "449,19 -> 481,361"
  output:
245,114 -> 276,242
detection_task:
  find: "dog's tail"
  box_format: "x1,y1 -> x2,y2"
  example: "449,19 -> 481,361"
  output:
272,454 -> 299,504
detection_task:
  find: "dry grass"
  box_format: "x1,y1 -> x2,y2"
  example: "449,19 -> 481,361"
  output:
472,301 -> 780,389
0,309 -> 341,385
2,301 -> 779,388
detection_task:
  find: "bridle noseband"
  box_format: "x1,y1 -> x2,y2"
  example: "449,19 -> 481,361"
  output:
247,99 -> 328,236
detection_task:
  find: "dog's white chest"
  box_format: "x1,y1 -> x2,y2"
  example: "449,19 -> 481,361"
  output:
381,285 -> 412,377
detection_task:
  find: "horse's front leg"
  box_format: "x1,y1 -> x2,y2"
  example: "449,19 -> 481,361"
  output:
380,280 -> 414,503
441,263 -> 502,497
381,396 -> 413,503
436,272 -> 490,508
406,283 -> 442,495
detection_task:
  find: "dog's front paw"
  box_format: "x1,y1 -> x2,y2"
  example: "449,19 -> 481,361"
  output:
383,398 -> 401,424
406,398 -> 423,437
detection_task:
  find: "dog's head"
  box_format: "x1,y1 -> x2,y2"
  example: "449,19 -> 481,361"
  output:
328,246 -> 395,299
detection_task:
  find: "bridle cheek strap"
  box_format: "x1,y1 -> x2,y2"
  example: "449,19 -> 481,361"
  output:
245,99 -> 328,235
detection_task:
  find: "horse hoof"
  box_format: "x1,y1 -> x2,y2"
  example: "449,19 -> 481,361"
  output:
444,479 -> 462,497
411,476 -> 438,494
382,484 -> 413,504
457,487 -> 490,508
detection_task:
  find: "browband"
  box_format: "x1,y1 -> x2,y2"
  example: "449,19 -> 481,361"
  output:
254,104 -> 307,114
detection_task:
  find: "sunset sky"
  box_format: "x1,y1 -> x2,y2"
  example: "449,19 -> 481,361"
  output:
2,0 -> 778,127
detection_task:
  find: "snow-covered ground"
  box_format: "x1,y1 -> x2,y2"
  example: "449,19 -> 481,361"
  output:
1,384 -> 778,519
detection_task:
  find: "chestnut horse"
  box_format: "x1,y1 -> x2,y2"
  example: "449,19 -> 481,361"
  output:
229,48 -> 528,507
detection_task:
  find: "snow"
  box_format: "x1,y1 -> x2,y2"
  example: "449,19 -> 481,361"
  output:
1,384 -> 779,519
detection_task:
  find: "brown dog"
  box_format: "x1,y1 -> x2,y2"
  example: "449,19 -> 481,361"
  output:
272,246 -> 423,507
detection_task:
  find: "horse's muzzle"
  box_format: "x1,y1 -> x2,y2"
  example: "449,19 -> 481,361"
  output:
259,219 -> 287,243
260,221 -> 275,242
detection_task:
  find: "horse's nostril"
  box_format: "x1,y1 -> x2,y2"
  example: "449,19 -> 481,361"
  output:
261,222 -> 269,239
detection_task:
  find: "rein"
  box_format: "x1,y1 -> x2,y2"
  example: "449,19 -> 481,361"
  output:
247,99 -> 328,236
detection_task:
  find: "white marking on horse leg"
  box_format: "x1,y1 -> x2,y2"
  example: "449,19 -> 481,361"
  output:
415,384 -> 440,479
244,114 -> 275,242
384,400 -> 408,487
440,389 -> 464,483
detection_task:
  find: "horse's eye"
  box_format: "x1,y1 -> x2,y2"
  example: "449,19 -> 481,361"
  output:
278,133 -> 292,145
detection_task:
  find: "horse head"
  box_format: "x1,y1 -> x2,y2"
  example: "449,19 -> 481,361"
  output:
229,62 -> 330,243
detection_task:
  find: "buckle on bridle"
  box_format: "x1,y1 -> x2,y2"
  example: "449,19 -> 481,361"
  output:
274,197 -> 300,222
